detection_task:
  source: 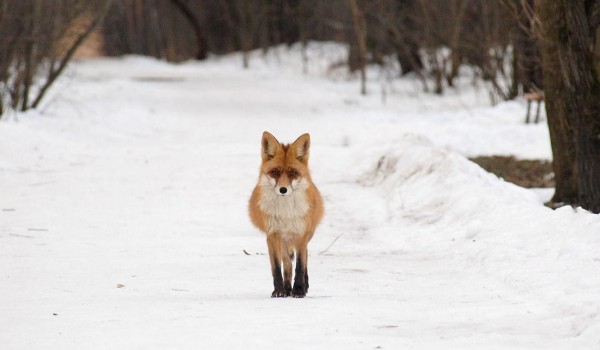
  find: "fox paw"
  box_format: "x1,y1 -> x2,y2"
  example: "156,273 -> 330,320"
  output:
291,285 -> 307,298
271,289 -> 288,298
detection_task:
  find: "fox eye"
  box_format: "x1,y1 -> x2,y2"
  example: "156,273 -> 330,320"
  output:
289,170 -> 298,177
270,169 -> 281,177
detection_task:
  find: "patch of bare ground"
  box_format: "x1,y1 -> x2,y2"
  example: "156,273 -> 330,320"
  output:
470,156 -> 554,188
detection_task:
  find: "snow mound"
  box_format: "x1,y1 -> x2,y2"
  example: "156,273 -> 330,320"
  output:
356,134 -> 600,346
361,133 -> 538,230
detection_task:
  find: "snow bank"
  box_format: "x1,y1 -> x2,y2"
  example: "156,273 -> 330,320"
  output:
361,133 -> 538,226
356,133 -> 600,345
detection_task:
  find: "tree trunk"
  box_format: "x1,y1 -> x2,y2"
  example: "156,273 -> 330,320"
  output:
21,0 -> 41,111
537,0 -> 600,212
169,0 -> 208,60
349,0 -> 367,95
394,0 -> 423,76
510,36 -> 520,99
397,41 -> 423,76
447,0 -> 469,87
234,0 -> 252,68
563,1 -> 600,213
537,2 -> 577,206
298,0 -> 309,74
537,0 -> 579,208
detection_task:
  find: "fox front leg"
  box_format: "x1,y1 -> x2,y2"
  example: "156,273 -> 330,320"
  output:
292,244 -> 308,298
267,234 -> 286,298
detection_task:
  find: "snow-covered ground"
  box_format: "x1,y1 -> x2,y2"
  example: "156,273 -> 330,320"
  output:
1,43 -> 599,349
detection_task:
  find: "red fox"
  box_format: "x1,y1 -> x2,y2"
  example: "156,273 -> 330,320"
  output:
249,131 -> 324,298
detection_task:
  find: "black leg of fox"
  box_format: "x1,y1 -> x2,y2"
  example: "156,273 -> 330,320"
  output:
292,245 -> 308,298
267,235 -> 286,298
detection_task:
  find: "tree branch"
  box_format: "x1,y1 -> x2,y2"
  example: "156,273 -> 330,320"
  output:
31,0 -> 114,109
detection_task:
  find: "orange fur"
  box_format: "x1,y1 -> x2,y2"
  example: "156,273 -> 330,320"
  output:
249,131 -> 324,298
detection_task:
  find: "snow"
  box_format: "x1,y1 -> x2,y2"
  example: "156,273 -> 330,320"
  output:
1,43 -> 599,349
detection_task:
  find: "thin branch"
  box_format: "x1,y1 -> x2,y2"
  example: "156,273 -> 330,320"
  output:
318,233 -> 344,255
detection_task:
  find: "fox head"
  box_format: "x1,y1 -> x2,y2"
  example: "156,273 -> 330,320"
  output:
259,131 -> 311,196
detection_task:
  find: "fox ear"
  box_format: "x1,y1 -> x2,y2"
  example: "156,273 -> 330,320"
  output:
261,131 -> 280,161
292,133 -> 310,163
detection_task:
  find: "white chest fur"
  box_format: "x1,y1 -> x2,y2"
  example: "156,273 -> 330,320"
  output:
258,175 -> 310,237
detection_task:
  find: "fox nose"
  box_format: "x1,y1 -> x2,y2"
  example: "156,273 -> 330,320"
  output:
279,187 -> 288,194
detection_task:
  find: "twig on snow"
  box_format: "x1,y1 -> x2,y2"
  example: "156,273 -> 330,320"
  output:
318,233 -> 344,255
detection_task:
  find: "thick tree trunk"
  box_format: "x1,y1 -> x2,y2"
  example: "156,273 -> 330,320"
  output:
537,0 -> 579,207
537,0 -> 600,213
563,1 -> 600,213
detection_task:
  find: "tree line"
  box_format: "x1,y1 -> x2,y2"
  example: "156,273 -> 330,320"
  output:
101,0 -> 543,99
0,0 -> 598,213
0,0 -> 543,112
